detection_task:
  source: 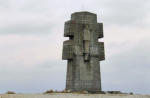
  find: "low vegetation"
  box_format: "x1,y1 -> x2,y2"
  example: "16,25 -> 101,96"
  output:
5,91 -> 16,94
44,89 -> 54,94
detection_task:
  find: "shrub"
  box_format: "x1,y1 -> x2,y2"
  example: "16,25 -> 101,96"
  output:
44,89 -> 54,94
6,91 -> 16,94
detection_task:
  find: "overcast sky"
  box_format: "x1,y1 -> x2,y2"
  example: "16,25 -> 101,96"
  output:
0,0 -> 150,94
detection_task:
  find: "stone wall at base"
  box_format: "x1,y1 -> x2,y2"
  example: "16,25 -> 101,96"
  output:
0,94 -> 150,98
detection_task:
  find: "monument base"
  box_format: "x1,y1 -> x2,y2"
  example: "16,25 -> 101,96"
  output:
0,93 -> 149,98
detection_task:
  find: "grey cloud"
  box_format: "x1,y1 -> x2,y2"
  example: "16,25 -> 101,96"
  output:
37,60 -> 66,69
0,0 -> 10,9
101,39 -> 150,94
101,0 -> 150,26
0,0 -> 66,35
0,63 -> 66,93
0,23 -> 53,34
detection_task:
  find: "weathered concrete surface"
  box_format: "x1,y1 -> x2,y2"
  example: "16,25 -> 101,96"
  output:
0,94 -> 150,98
62,11 -> 105,91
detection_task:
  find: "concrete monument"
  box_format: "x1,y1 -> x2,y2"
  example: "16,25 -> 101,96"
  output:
62,11 -> 105,92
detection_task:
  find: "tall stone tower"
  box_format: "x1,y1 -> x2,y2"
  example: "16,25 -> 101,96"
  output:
62,11 -> 105,92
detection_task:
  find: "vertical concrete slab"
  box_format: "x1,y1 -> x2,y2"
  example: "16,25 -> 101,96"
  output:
62,11 -> 105,92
